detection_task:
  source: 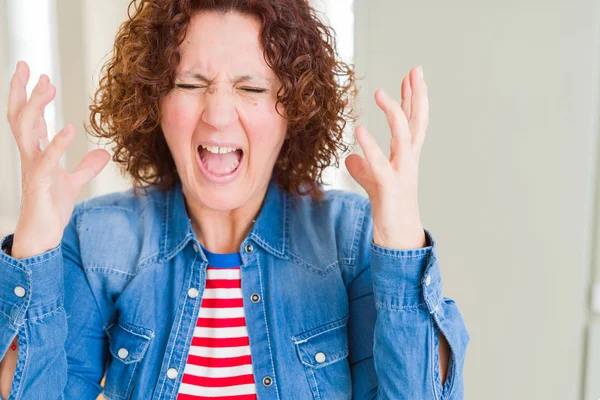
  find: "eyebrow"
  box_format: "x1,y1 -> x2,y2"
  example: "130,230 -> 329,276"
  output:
177,72 -> 272,84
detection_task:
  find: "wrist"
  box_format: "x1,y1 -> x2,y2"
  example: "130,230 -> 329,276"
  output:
373,221 -> 426,250
11,232 -> 58,260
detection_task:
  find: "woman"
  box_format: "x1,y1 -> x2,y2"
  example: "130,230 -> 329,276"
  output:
0,0 -> 468,399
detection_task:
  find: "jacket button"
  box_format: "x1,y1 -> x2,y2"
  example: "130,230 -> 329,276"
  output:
424,275 -> 431,286
250,293 -> 260,303
262,376 -> 272,387
315,352 -> 326,363
117,348 -> 129,359
244,243 -> 254,253
13,286 -> 26,298
188,288 -> 199,298
167,368 -> 178,379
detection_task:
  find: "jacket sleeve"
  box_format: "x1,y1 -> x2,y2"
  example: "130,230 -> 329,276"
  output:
347,201 -> 469,400
0,211 -> 108,399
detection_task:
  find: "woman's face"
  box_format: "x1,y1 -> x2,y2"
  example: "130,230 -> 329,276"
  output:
160,11 -> 287,212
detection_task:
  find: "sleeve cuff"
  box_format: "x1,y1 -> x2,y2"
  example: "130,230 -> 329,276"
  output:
370,229 -> 443,312
0,234 -> 64,325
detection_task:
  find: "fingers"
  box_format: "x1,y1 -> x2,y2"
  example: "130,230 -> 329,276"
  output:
374,89 -> 410,165
354,125 -> 392,182
409,66 -> 429,148
68,149 -> 111,188
38,116 -> 49,151
37,124 -> 76,172
16,75 -> 56,159
401,75 -> 412,120
345,153 -> 376,194
7,61 -> 30,127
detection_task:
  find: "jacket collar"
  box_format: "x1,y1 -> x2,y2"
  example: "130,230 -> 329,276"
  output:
158,177 -> 289,263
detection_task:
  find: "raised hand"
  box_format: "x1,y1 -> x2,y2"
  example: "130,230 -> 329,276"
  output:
7,61 -> 110,258
345,66 -> 428,250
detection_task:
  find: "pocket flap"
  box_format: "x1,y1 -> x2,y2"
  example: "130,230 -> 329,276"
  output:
106,320 -> 153,365
292,315 -> 349,369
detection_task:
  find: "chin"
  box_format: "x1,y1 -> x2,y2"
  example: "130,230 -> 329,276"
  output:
183,175 -> 253,212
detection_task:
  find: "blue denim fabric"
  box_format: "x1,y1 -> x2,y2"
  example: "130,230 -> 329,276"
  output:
0,178 -> 469,399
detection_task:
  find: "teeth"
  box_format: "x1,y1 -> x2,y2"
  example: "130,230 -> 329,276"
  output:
201,145 -> 239,154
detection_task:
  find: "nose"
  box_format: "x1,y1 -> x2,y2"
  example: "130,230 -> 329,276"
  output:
201,87 -> 239,129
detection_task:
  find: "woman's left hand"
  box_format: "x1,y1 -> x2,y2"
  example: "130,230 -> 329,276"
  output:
345,66 -> 428,250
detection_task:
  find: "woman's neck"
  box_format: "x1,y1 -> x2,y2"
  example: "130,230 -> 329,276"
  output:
184,186 -> 266,254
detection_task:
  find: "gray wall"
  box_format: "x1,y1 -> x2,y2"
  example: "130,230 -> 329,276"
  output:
354,1 -> 600,399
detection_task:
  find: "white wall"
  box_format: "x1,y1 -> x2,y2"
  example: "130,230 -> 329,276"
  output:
354,1 -> 600,399
56,0 -> 131,198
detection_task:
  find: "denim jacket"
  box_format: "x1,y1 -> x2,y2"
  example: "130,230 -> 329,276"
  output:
0,178 -> 469,399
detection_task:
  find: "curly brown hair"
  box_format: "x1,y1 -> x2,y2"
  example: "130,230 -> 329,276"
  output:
87,0 -> 358,200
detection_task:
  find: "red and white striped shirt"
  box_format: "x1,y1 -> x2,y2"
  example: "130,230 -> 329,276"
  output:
176,247 -> 257,400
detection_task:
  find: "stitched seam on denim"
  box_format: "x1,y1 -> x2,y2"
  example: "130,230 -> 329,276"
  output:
374,301 -> 427,311
15,323 -> 29,399
165,256 -> 195,400
309,367 -> 321,400
155,255 -> 190,400
79,264 -> 112,331
292,314 -> 348,342
104,388 -> 126,399
18,260 -> 34,325
164,233 -> 194,262
340,256 -> 354,264
0,257 -> 29,273
0,310 -> 15,325
160,191 -> 169,261
256,256 -> 281,399
287,251 -> 338,276
169,258 -> 202,400
82,206 -> 135,213
370,245 -> 430,258
435,314 -> 456,398
83,266 -> 137,277
19,249 -> 61,267
26,305 -> 64,322
430,317 -> 442,400
4,300 -> 26,327
0,254 -> 22,268
282,190 -> 289,255
350,200 -> 368,265
250,234 -> 285,257
138,252 -> 160,267
117,321 -> 154,340
124,361 -> 140,398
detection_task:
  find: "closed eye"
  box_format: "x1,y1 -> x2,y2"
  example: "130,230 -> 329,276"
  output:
175,84 -> 266,93
175,84 -> 204,89
240,87 -> 266,93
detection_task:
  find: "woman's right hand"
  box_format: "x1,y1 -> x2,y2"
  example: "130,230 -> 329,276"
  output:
7,61 -> 110,259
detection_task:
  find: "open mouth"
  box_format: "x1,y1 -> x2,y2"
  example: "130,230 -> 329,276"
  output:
197,145 -> 244,178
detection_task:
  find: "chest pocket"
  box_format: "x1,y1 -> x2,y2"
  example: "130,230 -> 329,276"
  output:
292,315 -> 352,400
103,320 -> 154,399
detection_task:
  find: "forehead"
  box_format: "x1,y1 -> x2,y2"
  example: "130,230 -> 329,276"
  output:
178,11 -> 273,81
